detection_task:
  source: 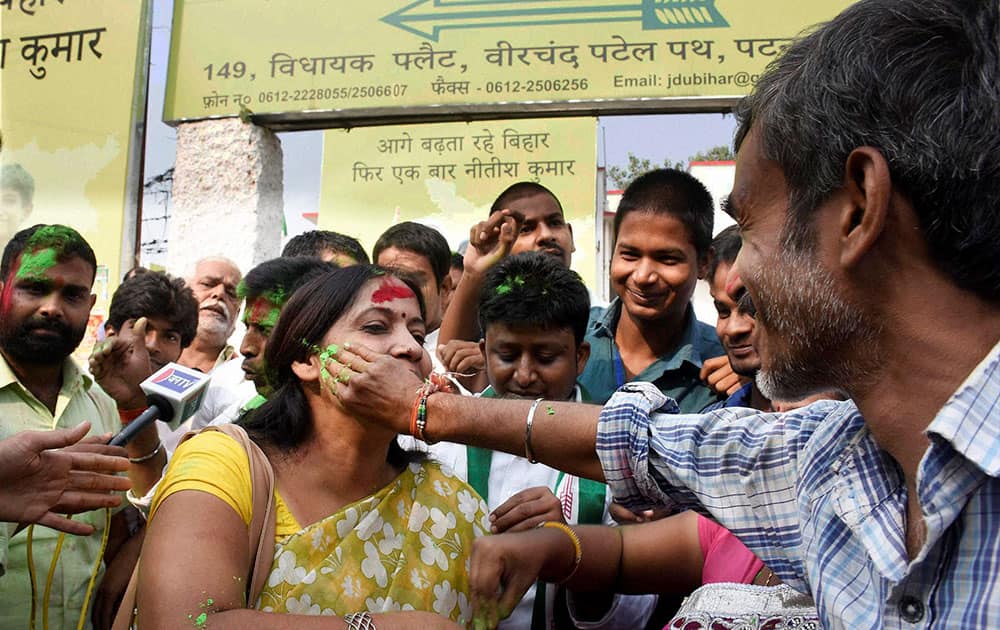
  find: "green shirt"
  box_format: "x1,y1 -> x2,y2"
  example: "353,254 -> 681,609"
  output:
0,353 -> 120,630
578,299 -> 725,409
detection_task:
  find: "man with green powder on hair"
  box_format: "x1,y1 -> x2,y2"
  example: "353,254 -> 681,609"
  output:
0,224 -> 129,629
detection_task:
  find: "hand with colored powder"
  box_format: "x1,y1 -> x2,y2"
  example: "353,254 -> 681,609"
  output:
319,341 -> 423,435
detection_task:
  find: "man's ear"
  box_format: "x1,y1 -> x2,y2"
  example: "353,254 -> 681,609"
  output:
440,271 -> 455,301
478,338 -> 487,360
105,323 -> 118,338
839,147 -> 890,269
567,222 -> 576,254
576,341 -> 591,377
696,251 -> 710,280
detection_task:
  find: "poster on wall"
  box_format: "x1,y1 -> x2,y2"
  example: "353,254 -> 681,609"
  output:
1,0 -> 151,360
318,117 -> 598,288
164,0 -> 855,126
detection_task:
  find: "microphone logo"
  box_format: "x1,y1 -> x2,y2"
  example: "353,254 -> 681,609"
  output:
152,367 -> 200,394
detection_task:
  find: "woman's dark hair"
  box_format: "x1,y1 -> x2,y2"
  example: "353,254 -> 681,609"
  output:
239,264 -> 425,467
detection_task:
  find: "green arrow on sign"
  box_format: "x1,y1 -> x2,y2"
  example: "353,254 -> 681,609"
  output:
382,0 -> 729,41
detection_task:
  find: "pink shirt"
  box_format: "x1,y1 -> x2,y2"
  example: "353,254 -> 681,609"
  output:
698,514 -> 765,585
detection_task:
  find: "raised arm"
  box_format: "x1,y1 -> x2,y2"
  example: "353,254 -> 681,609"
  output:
89,317 -> 168,496
437,211 -> 520,346
331,343 -> 605,481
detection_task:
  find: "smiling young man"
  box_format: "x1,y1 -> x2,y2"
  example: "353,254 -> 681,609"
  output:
578,169 -> 724,408
701,225 -> 771,412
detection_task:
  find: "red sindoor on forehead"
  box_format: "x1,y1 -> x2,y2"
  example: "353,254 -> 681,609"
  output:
371,277 -> 415,304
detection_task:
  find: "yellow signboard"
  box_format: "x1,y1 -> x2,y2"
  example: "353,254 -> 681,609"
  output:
1,0 -> 150,358
165,0 -> 854,126
318,117 -> 598,288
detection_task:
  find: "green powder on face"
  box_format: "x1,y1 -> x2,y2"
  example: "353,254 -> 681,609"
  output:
314,343 -> 342,395
317,343 -> 340,364
194,611 -> 207,628
244,297 -> 281,330
263,287 -> 286,306
15,247 -> 59,280
237,280 -> 287,308
546,405 -> 556,416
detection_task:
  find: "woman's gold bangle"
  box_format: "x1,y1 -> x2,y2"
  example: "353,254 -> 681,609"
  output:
537,521 -> 582,584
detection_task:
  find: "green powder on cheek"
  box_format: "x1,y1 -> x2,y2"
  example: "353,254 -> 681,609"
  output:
15,248 -> 59,280
317,343 -> 340,363
315,343 -> 342,395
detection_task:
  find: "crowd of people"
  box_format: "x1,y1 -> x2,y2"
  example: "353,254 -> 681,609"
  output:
1,0 -> 998,628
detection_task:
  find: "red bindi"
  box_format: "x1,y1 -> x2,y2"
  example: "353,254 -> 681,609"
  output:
371,278 -> 415,304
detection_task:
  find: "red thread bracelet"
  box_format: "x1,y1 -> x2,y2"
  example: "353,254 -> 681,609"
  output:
409,390 -> 423,438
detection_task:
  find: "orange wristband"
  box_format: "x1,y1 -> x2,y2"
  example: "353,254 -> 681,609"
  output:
409,392 -> 422,438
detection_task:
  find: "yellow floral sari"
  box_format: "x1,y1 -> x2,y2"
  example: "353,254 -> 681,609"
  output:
257,460 -> 490,624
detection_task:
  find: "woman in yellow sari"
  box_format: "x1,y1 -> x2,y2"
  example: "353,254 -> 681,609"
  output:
137,265 -> 490,629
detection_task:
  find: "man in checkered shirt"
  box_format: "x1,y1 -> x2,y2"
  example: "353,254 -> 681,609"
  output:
332,0 -> 1000,626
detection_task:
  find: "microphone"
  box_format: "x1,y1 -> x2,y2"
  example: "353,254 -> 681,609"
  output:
108,363 -> 211,446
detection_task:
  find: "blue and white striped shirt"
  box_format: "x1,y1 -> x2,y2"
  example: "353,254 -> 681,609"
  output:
596,343 -> 1000,629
